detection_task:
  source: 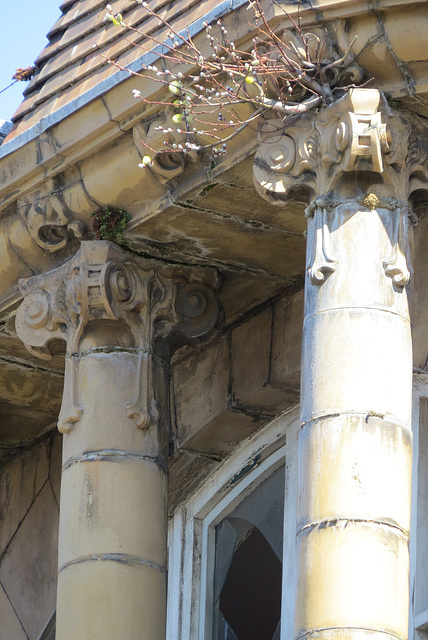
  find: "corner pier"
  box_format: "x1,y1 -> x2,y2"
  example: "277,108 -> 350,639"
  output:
254,88 -> 424,640
15,241 -> 221,640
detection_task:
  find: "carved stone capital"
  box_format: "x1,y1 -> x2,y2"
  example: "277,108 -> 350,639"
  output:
254,88 -> 427,206
15,241 -> 221,432
254,88 -> 428,290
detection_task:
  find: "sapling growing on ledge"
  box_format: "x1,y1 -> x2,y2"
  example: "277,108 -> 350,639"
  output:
104,0 -> 362,166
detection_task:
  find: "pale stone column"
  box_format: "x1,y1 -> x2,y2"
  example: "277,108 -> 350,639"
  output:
15,241 -> 220,640
254,89 -> 426,640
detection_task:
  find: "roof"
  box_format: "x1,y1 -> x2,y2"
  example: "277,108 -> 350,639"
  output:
3,0 -> 428,153
5,0 -> 246,144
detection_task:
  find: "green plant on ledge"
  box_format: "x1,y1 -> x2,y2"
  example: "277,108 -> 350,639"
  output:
91,206 -> 130,243
104,0 -> 363,165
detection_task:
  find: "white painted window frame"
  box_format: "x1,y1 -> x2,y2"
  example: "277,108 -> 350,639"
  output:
410,372 -> 428,638
166,406 -> 300,640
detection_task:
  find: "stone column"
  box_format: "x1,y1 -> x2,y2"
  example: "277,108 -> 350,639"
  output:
15,241 -> 220,640
254,89 -> 426,640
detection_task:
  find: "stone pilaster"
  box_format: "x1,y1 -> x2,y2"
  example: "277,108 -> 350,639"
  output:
15,241 -> 221,640
254,88 -> 428,640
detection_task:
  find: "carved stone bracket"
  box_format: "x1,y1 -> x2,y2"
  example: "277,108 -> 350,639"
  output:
18,178 -> 87,253
133,121 -> 200,184
15,241 -> 221,432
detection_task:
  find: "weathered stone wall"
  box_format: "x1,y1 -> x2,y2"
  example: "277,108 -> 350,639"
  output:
169,286 -> 304,513
0,432 -> 61,640
411,212 -> 428,371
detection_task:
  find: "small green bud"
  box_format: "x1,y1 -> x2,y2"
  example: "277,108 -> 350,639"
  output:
172,113 -> 183,124
245,76 -> 255,84
168,80 -> 182,95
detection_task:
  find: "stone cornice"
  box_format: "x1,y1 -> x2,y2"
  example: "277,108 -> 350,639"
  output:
276,0 -> 427,22
1,0 -> 420,165
0,0 -> 426,213
0,2 -> 427,315
0,127 -> 258,315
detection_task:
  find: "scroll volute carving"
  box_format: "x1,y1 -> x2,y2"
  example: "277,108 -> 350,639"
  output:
133,119 -> 199,184
18,179 -> 87,254
253,88 -> 428,291
254,88 -> 397,203
15,241 -> 221,432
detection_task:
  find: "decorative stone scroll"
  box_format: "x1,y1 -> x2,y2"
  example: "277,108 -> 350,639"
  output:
133,120 -> 200,184
254,88 -> 428,288
305,204 -> 339,285
254,88 -> 396,202
15,241 -> 221,432
18,178 -> 87,253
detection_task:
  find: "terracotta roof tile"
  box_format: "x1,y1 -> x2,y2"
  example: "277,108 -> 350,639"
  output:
30,28 -> 144,108
59,0 -> 80,11
35,12 -> 107,67
11,93 -> 40,122
6,95 -> 59,142
47,0 -> 107,38
32,2 -> 139,84
7,0 -> 236,141
32,3 -> 145,88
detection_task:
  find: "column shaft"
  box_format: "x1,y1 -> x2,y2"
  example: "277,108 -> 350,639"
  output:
15,241 -> 220,640
56,352 -> 168,640
253,86 -> 425,640
295,202 -> 412,640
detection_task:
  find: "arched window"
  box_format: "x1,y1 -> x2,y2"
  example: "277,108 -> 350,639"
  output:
213,467 -> 284,640
410,373 -> 428,639
167,407 -> 299,640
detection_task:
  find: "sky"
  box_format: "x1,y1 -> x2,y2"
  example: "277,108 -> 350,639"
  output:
0,0 -> 62,123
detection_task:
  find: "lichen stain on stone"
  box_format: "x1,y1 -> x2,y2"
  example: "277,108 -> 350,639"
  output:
82,472 -> 96,523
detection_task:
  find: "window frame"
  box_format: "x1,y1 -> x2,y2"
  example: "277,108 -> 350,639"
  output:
166,406 -> 299,640
410,372 -> 428,638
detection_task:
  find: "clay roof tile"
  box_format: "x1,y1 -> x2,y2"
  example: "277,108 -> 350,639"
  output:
6,0 -> 231,141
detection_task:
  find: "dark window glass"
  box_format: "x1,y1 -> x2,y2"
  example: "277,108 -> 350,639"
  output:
213,465 -> 284,640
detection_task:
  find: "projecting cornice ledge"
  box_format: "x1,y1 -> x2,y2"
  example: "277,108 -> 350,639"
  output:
0,119 -> 257,314
1,1 -> 428,313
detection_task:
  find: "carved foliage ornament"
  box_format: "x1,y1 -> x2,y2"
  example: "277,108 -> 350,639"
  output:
15,241 -> 221,433
254,88 -> 393,201
254,88 -> 426,288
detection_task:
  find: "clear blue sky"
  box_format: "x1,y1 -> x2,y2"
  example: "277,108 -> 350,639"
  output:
0,0 -> 62,123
